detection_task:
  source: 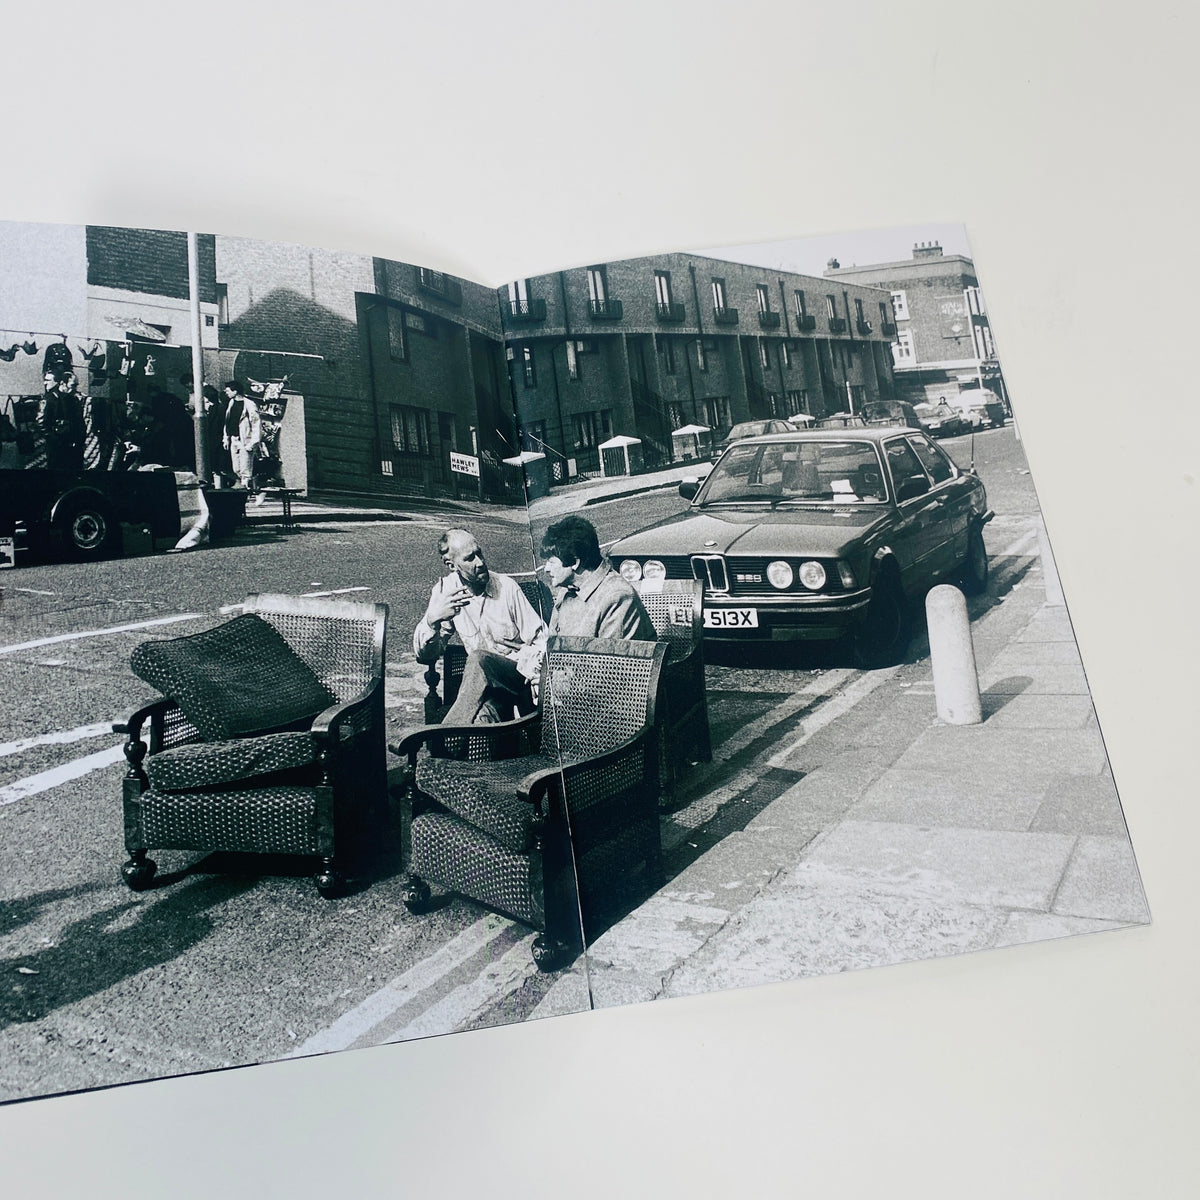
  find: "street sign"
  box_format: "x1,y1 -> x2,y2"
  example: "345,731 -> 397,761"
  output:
449,451 -> 480,478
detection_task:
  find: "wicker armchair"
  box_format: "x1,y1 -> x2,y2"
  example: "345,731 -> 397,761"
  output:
421,573 -> 552,723
115,593 -> 389,898
392,635 -> 668,970
634,579 -> 712,799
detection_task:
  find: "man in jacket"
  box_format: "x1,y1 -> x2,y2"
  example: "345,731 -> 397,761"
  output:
221,380 -> 261,490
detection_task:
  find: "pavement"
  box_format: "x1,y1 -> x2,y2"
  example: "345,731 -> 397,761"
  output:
530,516 -> 1151,1013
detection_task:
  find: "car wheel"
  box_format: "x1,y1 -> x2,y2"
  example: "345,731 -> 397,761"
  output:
58,498 -> 117,560
960,525 -> 989,596
852,568 -> 909,669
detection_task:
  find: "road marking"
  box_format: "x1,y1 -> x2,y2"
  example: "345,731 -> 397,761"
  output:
0,723 -> 115,759
765,666 -> 901,768
11,587 -> 57,596
0,613 -> 204,656
301,586 -> 372,598
0,744 -> 124,806
387,936 -> 538,1042
287,913 -> 514,1057
999,529 -> 1038,557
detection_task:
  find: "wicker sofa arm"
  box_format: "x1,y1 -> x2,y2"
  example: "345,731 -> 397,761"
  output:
517,726 -> 655,809
310,683 -> 381,741
390,709 -> 542,765
113,697 -> 204,754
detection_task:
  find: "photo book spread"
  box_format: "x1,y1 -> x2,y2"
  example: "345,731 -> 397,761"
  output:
0,218 -> 1149,1105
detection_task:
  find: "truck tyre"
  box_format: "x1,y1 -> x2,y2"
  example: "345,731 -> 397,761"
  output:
58,497 -> 116,560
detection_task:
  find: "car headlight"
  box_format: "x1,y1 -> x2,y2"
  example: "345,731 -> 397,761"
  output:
643,559 -> 666,580
619,559 -> 643,582
766,560 -> 794,589
837,561 -> 857,589
798,560 -> 827,590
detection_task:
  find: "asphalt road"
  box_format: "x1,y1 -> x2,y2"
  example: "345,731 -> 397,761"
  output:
0,424 -> 1036,1102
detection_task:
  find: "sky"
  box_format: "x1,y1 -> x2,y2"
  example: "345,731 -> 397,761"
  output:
695,222 -> 973,280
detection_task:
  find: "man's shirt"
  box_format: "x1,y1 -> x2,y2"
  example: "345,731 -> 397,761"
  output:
549,561 -> 656,641
413,571 -> 546,665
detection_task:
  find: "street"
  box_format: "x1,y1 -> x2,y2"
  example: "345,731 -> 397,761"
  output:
1,426 -> 1061,1099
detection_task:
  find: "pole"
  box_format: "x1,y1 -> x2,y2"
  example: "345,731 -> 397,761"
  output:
186,233 -> 209,481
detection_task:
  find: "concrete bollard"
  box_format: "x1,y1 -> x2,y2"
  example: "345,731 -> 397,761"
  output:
926,584 -> 982,725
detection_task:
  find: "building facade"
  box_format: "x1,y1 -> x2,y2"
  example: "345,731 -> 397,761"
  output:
497,253 -> 898,480
824,242 -> 1006,408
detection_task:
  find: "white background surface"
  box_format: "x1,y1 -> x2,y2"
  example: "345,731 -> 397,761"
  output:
1,2 -> 1197,1195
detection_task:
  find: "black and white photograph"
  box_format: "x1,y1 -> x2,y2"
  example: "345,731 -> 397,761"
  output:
0,218 -> 1149,1103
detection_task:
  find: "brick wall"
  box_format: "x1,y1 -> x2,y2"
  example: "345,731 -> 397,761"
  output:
87,227 -> 217,303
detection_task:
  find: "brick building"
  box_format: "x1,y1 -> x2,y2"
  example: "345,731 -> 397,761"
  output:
498,252 -> 898,479
824,242 -> 1006,408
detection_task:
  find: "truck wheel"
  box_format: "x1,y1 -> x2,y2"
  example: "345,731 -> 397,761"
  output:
852,569 -> 909,669
59,498 -> 116,560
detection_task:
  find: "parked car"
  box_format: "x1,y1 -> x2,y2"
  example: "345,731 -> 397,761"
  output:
814,412 -> 867,429
611,427 -> 992,667
862,400 -> 922,429
712,419 -> 794,460
953,389 -> 1007,429
913,401 -> 967,439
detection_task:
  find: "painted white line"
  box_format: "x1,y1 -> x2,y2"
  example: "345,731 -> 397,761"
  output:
0,723 -> 114,759
766,667 -> 900,768
388,935 -> 537,1042
1000,529 -> 1038,557
12,587 -> 56,596
288,913 -> 514,1057
300,587 -> 372,598
0,613 -> 204,656
0,744 -> 124,807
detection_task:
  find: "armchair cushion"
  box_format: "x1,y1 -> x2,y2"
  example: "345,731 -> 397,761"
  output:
145,730 -> 318,792
415,750 -> 559,853
131,614 -> 337,741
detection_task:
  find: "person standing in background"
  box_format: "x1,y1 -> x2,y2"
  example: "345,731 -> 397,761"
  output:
221,379 -> 261,491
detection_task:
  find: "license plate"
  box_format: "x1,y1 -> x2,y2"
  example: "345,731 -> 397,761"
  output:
703,607 -> 759,629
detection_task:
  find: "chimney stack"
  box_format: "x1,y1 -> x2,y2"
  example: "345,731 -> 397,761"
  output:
913,241 -> 944,259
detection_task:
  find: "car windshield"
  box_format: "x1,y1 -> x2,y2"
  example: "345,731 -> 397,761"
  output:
697,439 -> 888,505
723,421 -> 773,442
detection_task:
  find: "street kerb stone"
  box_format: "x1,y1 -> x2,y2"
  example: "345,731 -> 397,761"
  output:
850,768 -> 1047,831
1052,835 -> 1151,924
797,820 -> 1077,910
1030,773 -> 1129,837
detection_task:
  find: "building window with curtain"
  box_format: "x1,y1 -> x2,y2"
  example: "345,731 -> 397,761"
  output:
390,404 -> 431,456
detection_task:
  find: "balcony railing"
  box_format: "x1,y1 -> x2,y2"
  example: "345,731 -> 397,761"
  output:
795,314 -> 816,332
655,300 -> 686,323
416,268 -> 463,305
507,297 -> 547,322
713,305 -> 739,325
880,320 -> 897,337
827,316 -> 847,334
588,298 -> 623,320
856,319 -> 873,336
757,310 -> 781,329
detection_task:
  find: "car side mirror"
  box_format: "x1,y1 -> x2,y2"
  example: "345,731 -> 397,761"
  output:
679,478 -> 701,501
896,476 -> 930,502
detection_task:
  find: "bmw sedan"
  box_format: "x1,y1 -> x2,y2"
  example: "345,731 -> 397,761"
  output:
611,427 -> 992,666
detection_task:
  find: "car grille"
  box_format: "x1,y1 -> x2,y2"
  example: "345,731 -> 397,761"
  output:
619,554 -> 848,595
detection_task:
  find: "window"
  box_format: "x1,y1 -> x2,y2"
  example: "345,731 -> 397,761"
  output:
885,438 -> 930,498
566,339 -> 579,380
793,290 -> 808,320
654,271 -> 673,306
758,340 -> 770,369
825,294 -> 838,319
521,419 -> 547,453
786,389 -> 808,416
204,314 -> 215,327
508,279 -> 529,306
854,298 -> 865,323
767,392 -> 782,416
667,401 -> 685,428
390,405 -> 431,456
662,337 -> 676,374
892,330 -> 916,365
521,344 -> 536,387
711,278 -> 727,310
908,435 -> 955,484
405,312 -> 427,334
879,301 -> 891,325
890,290 -> 909,320
702,396 -> 731,430
572,409 -> 612,449
780,341 -> 791,368
386,307 -> 408,361
756,284 -> 771,314
696,339 -> 707,372
587,267 -> 607,304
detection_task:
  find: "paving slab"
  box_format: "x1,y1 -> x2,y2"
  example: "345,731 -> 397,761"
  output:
892,724 -> 1110,779
977,662 -> 1091,694
979,693 -> 1097,730
1052,835 -> 1151,923
1030,774 -> 1130,836
1016,607 -> 1077,641
850,769 -> 1047,831
797,820 -> 1077,910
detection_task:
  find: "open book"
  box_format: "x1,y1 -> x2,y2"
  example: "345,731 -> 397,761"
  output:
0,219 -> 1148,1104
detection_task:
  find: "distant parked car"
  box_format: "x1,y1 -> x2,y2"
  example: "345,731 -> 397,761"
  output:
913,401 -> 967,439
814,412 -> 867,429
712,419 -> 793,460
611,426 -> 993,667
953,389 -> 1007,429
862,401 -> 922,429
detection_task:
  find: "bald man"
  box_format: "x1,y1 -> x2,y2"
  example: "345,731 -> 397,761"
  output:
413,528 -> 546,725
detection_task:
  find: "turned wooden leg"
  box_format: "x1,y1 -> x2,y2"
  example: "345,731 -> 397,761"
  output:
401,875 -> 433,914
121,849 -> 157,892
315,857 -> 345,899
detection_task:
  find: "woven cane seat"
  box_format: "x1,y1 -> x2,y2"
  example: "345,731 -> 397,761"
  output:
415,751 -> 559,852
139,785 -> 320,856
130,613 -> 337,741
145,730 -> 317,792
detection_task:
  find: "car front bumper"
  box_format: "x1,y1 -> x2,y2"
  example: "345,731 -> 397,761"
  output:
700,587 -> 873,641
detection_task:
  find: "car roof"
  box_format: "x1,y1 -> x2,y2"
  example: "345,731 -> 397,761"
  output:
722,426 -> 915,447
